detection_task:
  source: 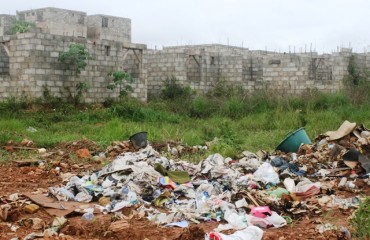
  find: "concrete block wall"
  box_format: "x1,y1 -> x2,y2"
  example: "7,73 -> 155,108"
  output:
242,56 -> 263,90
1,8 -> 368,103
87,15 -> 131,43
0,31 -> 146,102
144,49 -> 187,96
0,15 -> 16,36
17,8 -> 87,38
145,44 -> 359,96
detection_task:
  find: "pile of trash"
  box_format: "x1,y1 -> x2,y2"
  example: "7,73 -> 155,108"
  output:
3,120 -> 370,239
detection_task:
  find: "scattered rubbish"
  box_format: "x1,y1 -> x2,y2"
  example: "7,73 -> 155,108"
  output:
30,218 -> 44,230
164,220 -> 189,228
23,232 -> 44,240
338,177 -> 347,187
251,206 -> 272,218
267,188 -> 289,198
130,131 -> 148,149
14,159 -> 40,167
51,216 -> 67,232
253,162 -> 280,184
27,127 -> 37,133
324,120 -> 356,141
358,154 -> 370,173
24,193 -> 94,216
81,208 -> 94,221
23,204 -> 40,214
108,219 -> 130,232
206,226 -> 263,240
38,148 -> 47,154
316,223 -> 336,234
339,226 -> 351,239
1,120 -> 369,238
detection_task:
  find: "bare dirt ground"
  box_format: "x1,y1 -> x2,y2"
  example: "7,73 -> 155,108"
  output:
0,140 -> 369,240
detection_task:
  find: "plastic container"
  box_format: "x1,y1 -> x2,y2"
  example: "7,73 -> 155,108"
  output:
129,131 -> 148,149
251,206 -> 272,218
276,127 -> 311,153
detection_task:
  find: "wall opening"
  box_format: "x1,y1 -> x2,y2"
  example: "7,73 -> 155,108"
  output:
0,43 -> 10,75
104,45 -> 110,56
102,17 -> 108,28
78,15 -> 84,25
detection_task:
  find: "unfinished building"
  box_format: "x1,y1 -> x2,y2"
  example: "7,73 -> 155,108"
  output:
1,7 -> 369,102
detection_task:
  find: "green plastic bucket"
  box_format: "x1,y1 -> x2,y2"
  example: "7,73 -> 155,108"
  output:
276,127 -> 311,153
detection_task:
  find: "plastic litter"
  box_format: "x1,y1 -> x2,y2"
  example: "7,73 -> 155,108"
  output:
19,121 -> 369,238
164,220 -> 189,228
81,208 -> 94,221
27,127 -> 37,133
206,226 -> 263,240
253,162 -> 280,184
251,206 -> 272,218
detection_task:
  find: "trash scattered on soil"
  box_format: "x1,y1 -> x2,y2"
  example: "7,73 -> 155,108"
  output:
1,122 -> 369,239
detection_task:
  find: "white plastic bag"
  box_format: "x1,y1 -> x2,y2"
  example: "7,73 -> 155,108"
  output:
206,226 -> 263,240
253,162 -> 280,184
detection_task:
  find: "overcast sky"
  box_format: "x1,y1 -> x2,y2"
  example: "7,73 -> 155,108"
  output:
2,0 -> 370,53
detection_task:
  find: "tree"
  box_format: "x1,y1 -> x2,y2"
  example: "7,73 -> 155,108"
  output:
107,70 -> 134,98
58,44 -> 93,105
58,44 -> 93,77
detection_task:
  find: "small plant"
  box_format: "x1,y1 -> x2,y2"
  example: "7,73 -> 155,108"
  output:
207,78 -> 242,99
223,96 -> 246,119
190,96 -> 215,118
10,20 -> 35,34
75,82 -> 90,105
347,55 -> 362,85
160,76 -> 194,100
350,197 -> 370,239
107,70 -> 134,98
58,44 -> 93,105
58,44 -> 93,77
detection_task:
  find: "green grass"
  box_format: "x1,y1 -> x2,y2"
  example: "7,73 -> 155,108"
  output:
0,89 -> 369,162
351,197 -> 370,240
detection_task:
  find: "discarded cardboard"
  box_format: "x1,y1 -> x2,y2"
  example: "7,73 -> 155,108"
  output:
324,120 -> 356,141
23,193 -> 94,217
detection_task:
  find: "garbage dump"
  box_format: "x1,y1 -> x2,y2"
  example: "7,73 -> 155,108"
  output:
0,120 -> 369,239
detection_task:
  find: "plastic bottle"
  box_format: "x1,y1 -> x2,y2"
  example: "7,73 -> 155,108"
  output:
196,192 -> 207,210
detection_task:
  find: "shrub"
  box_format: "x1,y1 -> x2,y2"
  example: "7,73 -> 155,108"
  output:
222,96 -> 246,119
109,98 -> 180,123
351,197 -> 370,239
160,76 -> 194,100
107,70 -> 134,98
58,44 -> 93,76
190,96 -> 215,118
10,20 -> 35,34
58,44 -> 93,105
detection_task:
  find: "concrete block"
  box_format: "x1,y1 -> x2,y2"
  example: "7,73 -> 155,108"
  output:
50,52 -> 59,58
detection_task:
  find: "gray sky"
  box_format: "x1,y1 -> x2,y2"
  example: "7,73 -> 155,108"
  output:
2,0 -> 370,53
